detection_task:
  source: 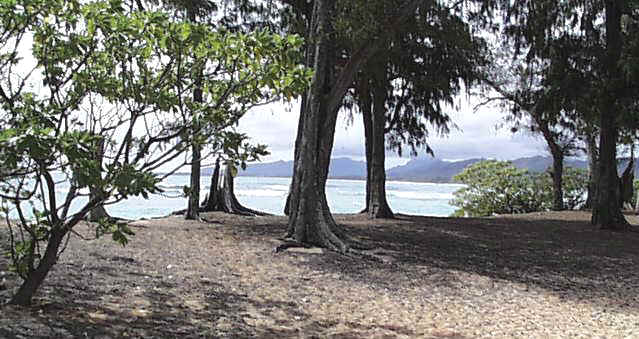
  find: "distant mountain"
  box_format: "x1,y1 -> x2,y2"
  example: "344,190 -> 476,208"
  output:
204,155 -> 636,183
387,157 -> 483,182
510,156 -> 588,172
235,157 -> 366,179
388,155 -> 591,182
236,160 -> 293,177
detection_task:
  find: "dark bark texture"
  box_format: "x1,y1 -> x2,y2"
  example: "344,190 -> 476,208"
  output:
9,228 -> 67,305
591,0 -> 628,229
286,0 -> 349,251
538,123 -> 565,211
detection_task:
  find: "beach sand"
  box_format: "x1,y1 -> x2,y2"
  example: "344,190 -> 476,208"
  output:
1,211 -> 639,338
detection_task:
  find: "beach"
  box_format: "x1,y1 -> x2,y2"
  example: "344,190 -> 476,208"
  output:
2,211 -> 639,338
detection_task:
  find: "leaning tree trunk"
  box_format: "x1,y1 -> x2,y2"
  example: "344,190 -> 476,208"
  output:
89,137 -> 109,221
9,228 -> 67,305
367,68 -> 393,219
536,116 -> 564,211
592,0 -> 628,229
285,0 -> 349,251
584,133 -> 599,210
201,159 -> 268,216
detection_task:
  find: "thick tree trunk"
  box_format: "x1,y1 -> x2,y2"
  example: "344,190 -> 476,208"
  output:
9,228 -> 66,305
367,69 -> 393,219
285,0 -> 349,251
201,160 -> 268,216
592,0 -> 628,229
584,133 -> 599,210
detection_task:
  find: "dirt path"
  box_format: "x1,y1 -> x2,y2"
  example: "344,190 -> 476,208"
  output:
1,211 -> 639,338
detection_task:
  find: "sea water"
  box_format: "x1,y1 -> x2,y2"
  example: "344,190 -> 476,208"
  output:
108,176 -> 464,219
3,176 -> 464,220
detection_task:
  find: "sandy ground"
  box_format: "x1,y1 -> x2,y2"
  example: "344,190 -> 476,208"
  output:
1,211 -> 639,338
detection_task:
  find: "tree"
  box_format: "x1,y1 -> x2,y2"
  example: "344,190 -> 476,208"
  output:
493,0 -> 637,229
200,135 -> 270,215
480,54 -> 580,211
0,0 -> 308,305
350,1 -> 486,219
284,0 -> 429,251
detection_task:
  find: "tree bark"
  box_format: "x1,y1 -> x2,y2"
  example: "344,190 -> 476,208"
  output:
285,0 -> 349,251
549,152 -> 564,211
9,228 -> 66,305
201,160 -> 268,216
89,137 -> 109,221
186,142 -> 202,220
584,132 -> 599,209
357,78 -> 373,213
185,9 -> 203,221
537,122 -> 565,211
592,0 -> 628,229
367,67 -> 393,219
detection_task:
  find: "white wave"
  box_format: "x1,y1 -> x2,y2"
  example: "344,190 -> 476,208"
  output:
236,189 -> 287,197
158,184 -> 184,190
264,184 -> 289,191
387,190 -> 453,200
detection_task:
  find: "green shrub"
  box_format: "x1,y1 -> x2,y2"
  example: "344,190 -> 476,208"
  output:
451,160 -> 588,217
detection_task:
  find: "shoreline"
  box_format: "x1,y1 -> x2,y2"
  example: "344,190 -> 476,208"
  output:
167,173 -> 462,184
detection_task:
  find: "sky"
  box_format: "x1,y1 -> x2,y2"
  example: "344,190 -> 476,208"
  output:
236,97 -> 551,169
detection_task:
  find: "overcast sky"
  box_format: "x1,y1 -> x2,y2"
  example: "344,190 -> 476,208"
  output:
237,97 -> 551,168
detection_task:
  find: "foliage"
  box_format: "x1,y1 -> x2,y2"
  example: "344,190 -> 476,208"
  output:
451,160 -> 587,217
562,167 -> 589,210
0,0 -> 309,304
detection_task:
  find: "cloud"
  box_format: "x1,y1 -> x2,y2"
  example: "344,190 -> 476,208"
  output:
237,98 -> 549,166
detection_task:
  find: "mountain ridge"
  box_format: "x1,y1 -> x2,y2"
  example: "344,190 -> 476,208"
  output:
218,155 -> 607,183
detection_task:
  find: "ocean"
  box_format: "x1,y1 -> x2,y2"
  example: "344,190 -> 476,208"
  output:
104,176 -> 464,219
3,175 -> 464,220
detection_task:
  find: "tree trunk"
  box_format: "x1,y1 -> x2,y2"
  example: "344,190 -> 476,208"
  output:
584,133 -> 599,209
185,9 -> 203,221
186,144 -> 202,220
358,78 -> 373,214
89,137 -> 109,221
9,228 -> 66,305
592,0 -> 628,229
536,116 -> 564,211
367,68 -> 393,219
285,0 -> 349,251
201,160 -> 268,216
284,94 -> 307,216
619,147 -> 634,209
549,152 -> 564,211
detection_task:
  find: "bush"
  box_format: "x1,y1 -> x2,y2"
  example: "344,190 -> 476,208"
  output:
451,160 -> 588,217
